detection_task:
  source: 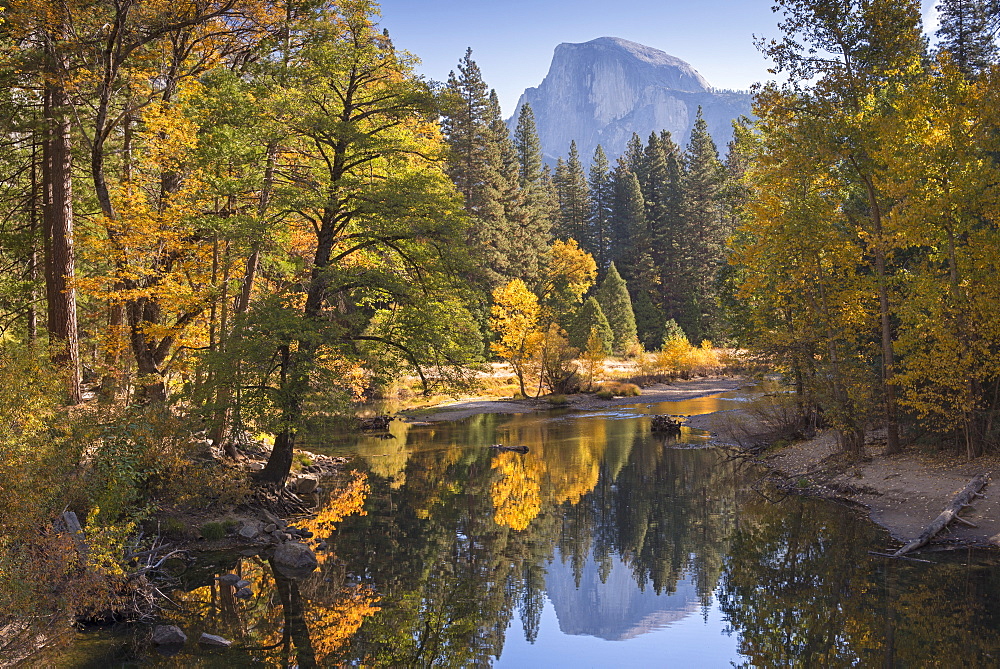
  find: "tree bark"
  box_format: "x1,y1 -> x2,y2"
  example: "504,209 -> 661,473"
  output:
42,58 -> 82,404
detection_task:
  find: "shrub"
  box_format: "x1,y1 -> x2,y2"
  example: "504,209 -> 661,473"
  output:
200,521 -> 228,541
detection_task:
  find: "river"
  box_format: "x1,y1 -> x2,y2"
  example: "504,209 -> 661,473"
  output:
61,390 -> 1000,666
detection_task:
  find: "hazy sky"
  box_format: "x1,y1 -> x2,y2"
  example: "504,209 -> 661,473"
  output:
375,0 -> 942,118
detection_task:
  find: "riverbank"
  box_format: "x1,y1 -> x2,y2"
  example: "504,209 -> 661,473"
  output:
764,434 -> 1000,549
425,373 -> 1000,552
405,376 -> 745,422
690,413 -> 1000,551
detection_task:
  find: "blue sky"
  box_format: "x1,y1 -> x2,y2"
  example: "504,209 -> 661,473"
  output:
375,0 -> 942,118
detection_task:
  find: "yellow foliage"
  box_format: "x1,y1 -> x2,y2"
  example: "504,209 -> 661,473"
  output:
490,279 -> 543,395
490,452 -> 542,531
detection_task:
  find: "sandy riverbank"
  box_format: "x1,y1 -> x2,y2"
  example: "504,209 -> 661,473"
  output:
687,407 -> 1000,550
406,376 -> 746,422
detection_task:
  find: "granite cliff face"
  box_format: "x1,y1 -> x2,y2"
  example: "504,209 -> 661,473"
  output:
509,37 -> 752,162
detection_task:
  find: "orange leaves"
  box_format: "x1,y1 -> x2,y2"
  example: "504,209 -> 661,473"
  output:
304,472 -> 369,539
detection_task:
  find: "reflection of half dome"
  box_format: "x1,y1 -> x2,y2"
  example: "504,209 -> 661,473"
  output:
545,549 -> 700,641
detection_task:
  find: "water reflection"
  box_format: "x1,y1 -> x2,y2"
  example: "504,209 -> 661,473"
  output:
59,393 -> 1000,666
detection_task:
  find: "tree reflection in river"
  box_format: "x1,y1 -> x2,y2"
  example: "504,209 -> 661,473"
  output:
69,405 -> 1000,665
718,494 -> 1000,667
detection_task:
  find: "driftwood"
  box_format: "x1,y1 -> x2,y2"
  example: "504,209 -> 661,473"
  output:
893,472 -> 990,557
651,414 -> 684,434
489,444 -> 529,454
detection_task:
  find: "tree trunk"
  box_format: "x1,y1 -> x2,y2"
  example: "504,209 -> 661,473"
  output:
258,345 -> 299,485
42,67 -> 82,404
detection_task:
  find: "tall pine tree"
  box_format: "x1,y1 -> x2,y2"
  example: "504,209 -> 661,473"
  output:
554,140 -> 591,246
681,108 -> 726,342
936,0 -> 998,75
588,145 -> 613,272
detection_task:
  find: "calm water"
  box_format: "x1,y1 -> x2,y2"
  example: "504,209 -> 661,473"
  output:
63,392 -> 1000,667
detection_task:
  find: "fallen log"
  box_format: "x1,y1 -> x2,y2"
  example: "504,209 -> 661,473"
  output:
893,472 -> 990,557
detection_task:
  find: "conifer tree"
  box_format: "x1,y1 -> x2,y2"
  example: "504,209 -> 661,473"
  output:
443,54 -> 520,288
511,103 -> 552,284
681,108 -> 726,341
588,145 -> 613,272
554,141 -> 590,246
596,262 -> 638,354
568,296 -> 612,354
442,48 -> 490,213
622,132 -> 645,177
936,0 -> 998,75
654,131 -> 687,326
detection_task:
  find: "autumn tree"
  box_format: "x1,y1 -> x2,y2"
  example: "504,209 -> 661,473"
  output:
749,0 -> 927,455
249,1 -> 480,483
490,278 -> 543,398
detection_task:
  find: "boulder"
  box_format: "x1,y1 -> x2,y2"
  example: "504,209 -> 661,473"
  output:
238,521 -> 261,540
151,625 -> 187,646
294,475 -> 320,494
198,633 -> 232,648
273,541 -> 318,579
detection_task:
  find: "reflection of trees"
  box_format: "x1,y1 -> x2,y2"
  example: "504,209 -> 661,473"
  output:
326,412 -> 742,664
558,445 -> 738,601
718,496 -> 1000,666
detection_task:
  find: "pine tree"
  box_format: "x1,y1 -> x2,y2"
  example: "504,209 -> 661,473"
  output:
442,48 -> 490,214
622,132 -> 645,176
596,262 -> 638,354
469,90 -> 524,287
442,53 -> 521,288
514,103 -> 544,187
681,108 -> 726,342
511,103 -> 552,284
554,140 -> 590,246
588,145 -> 613,272
568,296 -> 612,354
936,0 -> 998,75
654,131 -> 686,326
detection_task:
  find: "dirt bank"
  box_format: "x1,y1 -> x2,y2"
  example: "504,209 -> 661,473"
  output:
407,376 -> 745,422
716,423 -> 1000,551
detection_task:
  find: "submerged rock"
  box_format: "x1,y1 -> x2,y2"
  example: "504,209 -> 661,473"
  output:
198,633 -> 232,648
151,625 -> 187,646
218,573 -> 240,586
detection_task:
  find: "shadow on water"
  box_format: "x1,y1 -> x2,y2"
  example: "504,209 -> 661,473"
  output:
50,390 -> 1000,666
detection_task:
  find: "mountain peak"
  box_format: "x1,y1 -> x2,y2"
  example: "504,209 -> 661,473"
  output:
509,37 -> 750,163
569,37 -> 710,88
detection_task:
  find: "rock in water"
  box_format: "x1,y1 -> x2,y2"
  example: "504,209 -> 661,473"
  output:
198,633 -> 232,648
151,625 -> 187,646
294,474 -> 319,494
218,573 -> 240,586
273,541 -> 318,579
508,36 -> 751,162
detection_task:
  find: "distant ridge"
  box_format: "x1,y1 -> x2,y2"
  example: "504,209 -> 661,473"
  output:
508,37 -> 752,162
